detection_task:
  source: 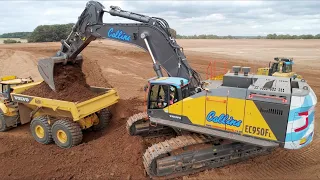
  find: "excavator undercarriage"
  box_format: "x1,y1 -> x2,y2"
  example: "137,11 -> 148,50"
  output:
127,113 -> 274,178
126,69 -> 316,177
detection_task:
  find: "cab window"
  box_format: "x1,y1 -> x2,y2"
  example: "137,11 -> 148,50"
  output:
1,84 -> 9,93
283,64 -> 292,73
148,84 -> 169,109
270,63 -> 278,74
0,84 -> 10,100
169,85 -> 179,105
181,85 -> 189,99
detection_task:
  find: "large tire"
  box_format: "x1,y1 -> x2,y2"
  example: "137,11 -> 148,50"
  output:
0,114 -> 8,132
51,119 -> 83,148
30,116 -> 53,144
92,108 -> 112,131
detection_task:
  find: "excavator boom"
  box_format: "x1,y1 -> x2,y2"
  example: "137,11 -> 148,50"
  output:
38,1 -> 201,91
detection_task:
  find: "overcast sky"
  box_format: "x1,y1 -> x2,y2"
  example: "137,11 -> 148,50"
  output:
1,1 -> 320,36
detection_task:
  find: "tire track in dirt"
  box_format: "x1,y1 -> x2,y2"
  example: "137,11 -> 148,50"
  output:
82,46 -> 153,99
0,49 -> 40,80
0,49 -> 14,59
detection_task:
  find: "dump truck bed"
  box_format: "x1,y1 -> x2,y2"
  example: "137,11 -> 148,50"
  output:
10,82 -> 119,121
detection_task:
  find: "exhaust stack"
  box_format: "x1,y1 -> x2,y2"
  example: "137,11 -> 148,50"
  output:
242,67 -> 251,76
232,66 -> 241,75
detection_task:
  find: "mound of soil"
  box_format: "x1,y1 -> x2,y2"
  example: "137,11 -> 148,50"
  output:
23,63 -> 111,102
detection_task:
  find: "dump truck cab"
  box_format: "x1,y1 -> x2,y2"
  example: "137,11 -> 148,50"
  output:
0,76 -> 34,101
0,76 -> 34,132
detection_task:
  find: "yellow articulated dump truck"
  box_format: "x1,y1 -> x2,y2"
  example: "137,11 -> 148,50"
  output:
0,76 -> 119,148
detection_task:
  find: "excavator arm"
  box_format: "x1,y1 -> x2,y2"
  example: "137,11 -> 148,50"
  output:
38,1 -> 201,92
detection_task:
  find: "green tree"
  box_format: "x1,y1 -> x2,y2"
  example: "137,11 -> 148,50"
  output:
3,39 -> 21,44
28,23 -> 74,42
266,33 -> 277,39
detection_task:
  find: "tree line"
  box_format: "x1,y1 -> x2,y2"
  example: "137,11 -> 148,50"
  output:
176,34 -> 320,39
0,24 -> 74,43
1,24 -> 320,42
0,32 -> 31,39
176,34 -> 235,39
266,33 -> 320,39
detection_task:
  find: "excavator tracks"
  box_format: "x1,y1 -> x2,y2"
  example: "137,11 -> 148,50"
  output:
127,114 -> 274,178
143,134 -> 274,178
126,112 -> 175,137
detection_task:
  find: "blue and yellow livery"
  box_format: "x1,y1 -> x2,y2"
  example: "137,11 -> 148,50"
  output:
146,70 -> 317,149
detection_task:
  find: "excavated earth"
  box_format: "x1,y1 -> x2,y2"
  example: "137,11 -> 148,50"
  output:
0,40 -> 319,180
23,63 -> 109,102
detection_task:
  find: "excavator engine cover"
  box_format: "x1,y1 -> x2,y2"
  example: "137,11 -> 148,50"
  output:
38,55 -> 83,91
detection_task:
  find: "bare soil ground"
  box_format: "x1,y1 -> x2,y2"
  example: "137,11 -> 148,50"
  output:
0,39 -> 319,180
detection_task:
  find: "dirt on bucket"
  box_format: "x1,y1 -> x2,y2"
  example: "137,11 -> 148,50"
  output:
23,63 -> 111,102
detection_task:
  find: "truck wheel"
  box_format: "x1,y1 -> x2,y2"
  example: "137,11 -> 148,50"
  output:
0,114 -> 8,132
30,116 -> 52,144
52,119 -> 83,148
92,108 -> 112,131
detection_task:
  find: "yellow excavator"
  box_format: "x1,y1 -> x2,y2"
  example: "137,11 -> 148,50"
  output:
37,1 -> 317,177
257,57 -> 302,78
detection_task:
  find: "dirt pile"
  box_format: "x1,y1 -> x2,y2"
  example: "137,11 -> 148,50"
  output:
23,63 -> 111,102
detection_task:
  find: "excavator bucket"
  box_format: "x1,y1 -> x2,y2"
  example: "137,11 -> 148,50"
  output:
38,55 -> 83,91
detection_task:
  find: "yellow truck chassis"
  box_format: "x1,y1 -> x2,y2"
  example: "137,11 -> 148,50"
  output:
2,81 -> 119,148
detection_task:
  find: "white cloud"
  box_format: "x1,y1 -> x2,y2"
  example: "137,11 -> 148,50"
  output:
293,26 -> 301,30
183,13 -> 225,22
251,25 -> 262,29
0,0 -> 319,36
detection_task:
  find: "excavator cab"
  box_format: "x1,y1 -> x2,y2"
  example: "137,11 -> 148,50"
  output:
148,83 -> 180,110
147,77 -> 188,122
